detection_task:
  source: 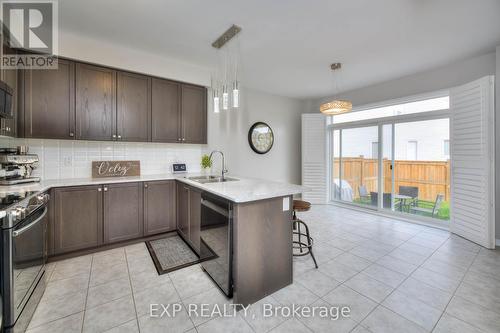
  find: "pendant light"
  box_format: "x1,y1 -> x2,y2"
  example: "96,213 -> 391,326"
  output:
211,25 -> 242,113
320,63 -> 352,115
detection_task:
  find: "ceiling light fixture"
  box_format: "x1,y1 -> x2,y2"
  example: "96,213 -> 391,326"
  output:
211,25 -> 242,113
320,63 -> 352,115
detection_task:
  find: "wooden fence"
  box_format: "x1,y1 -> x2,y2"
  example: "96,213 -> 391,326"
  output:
333,157 -> 450,202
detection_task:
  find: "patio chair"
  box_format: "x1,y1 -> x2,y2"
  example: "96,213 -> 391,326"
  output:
358,185 -> 370,203
410,194 -> 445,217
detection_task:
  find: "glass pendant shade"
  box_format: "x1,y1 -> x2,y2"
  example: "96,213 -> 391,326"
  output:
319,100 -> 352,115
232,81 -> 239,108
213,96 -> 220,113
222,86 -> 229,110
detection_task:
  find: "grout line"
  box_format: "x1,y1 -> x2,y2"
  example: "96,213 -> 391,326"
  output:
124,247 -> 142,333
429,247 -> 481,332
80,254 -> 93,333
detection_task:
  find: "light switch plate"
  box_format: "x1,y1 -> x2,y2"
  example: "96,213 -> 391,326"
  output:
283,197 -> 290,211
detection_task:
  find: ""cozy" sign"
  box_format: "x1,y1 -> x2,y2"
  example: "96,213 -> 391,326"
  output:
92,161 -> 141,178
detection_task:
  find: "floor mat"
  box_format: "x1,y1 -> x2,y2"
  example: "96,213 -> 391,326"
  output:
146,234 -> 216,274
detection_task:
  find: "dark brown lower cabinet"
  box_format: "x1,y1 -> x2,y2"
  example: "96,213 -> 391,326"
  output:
49,180 -> 182,256
188,188 -> 201,253
103,182 -> 143,244
53,185 -> 103,255
144,180 -> 176,235
175,183 -> 201,253
176,182 -> 189,239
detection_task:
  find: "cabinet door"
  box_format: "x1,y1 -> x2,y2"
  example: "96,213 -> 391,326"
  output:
1,44 -> 17,137
189,187 -> 201,253
151,78 -> 180,143
103,182 -> 143,244
53,186 -> 103,254
24,59 -> 75,139
176,182 -> 189,239
144,180 -> 176,235
181,84 -> 206,144
117,71 -> 151,142
76,63 -> 116,140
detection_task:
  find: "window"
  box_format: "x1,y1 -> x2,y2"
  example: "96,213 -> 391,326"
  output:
406,141 -> 417,160
443,140 -> 450,157
332,96 -> 449,124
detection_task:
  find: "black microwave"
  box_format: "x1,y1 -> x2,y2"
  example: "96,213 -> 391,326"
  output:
0,80 -> 13,119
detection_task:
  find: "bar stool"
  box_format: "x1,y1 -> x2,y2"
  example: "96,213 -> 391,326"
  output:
292,200 -> 318,268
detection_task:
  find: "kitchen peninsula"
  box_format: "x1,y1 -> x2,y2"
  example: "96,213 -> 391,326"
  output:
1,174 -> 305,306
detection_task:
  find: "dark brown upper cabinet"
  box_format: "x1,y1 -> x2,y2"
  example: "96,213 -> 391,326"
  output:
144,180 -> 176,236
75,63 -> 116,141
181,84 -> 207,144
52,185 -> 103,255
1,43 -> 17,137
151,78 -> 181,143
103,182 -> 144,244
117,71 -> 151,142
23,59 -> 75,139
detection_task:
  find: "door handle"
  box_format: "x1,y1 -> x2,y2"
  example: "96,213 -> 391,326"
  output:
112,134 -> 116,139
69,132 -> 75,137
117,135 -> 122,139
144,184 -> 148,188
98,188 -> 102,192
103,187 -> 108,192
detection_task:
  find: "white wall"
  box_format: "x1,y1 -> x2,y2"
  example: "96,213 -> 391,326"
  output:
496,46 -> 500,240
305,52 -> 496,111
207,88 -> 303,184
59,30 -> 211,87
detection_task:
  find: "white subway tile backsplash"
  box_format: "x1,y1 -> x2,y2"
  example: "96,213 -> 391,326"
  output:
0,138 -> 205,180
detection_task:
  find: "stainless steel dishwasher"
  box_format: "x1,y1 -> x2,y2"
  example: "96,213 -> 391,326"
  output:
199,192 -> 233,297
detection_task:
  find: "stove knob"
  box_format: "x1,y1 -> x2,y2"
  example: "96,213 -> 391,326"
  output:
16,207 -> 27,219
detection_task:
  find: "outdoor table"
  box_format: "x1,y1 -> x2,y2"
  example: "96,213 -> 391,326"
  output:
394,194 -> 413,212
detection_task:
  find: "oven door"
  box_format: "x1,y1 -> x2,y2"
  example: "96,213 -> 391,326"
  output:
11,205 -> 47,321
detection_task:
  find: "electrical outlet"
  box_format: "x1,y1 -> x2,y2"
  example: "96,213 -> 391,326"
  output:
63,156 -> 72,167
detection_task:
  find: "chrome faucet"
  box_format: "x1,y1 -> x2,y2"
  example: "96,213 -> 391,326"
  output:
209,150 -> 228,181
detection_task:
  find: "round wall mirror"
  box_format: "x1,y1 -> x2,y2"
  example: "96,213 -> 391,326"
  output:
248,122 -> 274,154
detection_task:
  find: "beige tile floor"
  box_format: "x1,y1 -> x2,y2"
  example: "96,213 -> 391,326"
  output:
27,205 -> 500,333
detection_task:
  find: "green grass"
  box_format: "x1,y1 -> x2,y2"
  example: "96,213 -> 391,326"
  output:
351,197 -> 450,220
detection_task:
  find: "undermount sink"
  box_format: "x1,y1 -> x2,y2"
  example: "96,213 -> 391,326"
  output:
187,175 -> 238,184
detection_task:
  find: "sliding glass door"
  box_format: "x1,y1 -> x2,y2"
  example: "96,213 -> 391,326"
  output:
331,118 -> 450,223
333,126 -> 379,208
391,119 -> 450,221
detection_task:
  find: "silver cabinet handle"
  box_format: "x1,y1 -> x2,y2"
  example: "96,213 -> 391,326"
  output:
112,134 -> 116,139
178,138 -> 181,141
69,132 -> 75,137
117,135 -> 122,139
98,188 -> 102,192
103,187 -> 108,192
144,184 -> 148,188
182,138 -> 186,141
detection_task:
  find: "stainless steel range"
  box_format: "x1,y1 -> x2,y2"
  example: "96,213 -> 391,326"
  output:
0,190 -> 49,332
0,148 -> 40,186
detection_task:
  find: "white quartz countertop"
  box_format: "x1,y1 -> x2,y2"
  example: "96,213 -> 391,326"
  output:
0,173 -> 308,203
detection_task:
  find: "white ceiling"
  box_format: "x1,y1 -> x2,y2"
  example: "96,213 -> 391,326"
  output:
60,0 -> 500,99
